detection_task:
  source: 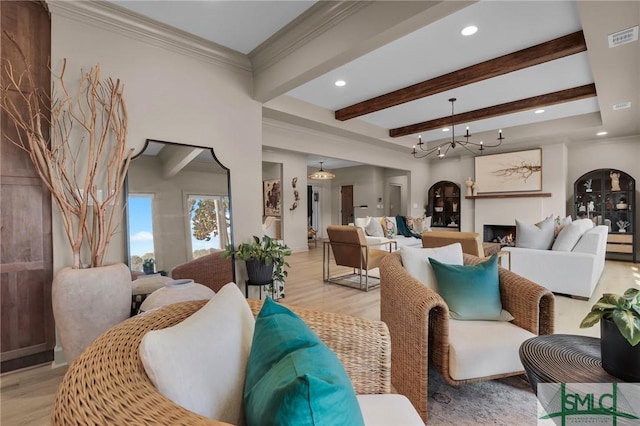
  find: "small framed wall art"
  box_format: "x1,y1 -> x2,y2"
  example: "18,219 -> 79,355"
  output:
263,179 -> 281,216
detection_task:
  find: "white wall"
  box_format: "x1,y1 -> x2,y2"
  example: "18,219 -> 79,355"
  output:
263,151 -> 309,252
50,10 -> 263,275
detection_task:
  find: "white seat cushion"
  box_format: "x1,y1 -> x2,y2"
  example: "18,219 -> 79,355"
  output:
139,283 -> 254,425
448,319 -> 535,381
357,394 -> 425,425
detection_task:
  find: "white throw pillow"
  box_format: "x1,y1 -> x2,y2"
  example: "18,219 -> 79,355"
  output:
552,218 -> 595,252
515,216 -> 554,250
139,283 -> 254,425
400,243 -> 463,291
354,217 -> 369,230
365,216 -> 385,237
554,215 -> 572,237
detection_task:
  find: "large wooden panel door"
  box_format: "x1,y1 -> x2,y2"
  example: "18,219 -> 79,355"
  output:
1,1 -> 54,372
341,185 -> 353,225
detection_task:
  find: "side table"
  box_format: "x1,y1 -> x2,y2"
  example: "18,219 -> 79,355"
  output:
519,334 -> 623,394
245,279 -> 275,300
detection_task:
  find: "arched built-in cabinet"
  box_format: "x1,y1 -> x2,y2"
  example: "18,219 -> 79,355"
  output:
428,181 -> 460,231
574,169 -> 636,262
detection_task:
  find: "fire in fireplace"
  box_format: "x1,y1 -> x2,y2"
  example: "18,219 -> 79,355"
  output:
483,225 -> 516,247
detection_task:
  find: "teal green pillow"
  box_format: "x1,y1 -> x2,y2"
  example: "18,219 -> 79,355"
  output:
244,298 -> 364,426
428,254 -> 514,321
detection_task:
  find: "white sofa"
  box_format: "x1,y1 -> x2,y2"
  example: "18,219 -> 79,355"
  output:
354,216 -> 424,250
504,225 -> 608,299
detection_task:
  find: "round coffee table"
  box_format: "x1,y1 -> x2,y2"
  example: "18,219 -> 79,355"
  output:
519,334 -> 623,394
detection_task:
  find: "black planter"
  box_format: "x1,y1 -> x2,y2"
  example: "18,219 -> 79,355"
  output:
600,318 -> 640,381
143,265 -> 154,274
246,259 -> 274,284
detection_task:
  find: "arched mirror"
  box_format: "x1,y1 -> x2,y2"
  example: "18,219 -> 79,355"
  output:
125,139 -> 234,285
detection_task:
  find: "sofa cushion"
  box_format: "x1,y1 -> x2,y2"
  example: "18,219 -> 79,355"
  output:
407,215 -> 431,234
244,298 -> 364,426
428,255 -> 513,321
515,216 -> 554,249
552,218 -> 594,252
554,215 -> 573,237
400,243 -> 463,291
357,394 -> 425,426
139,283 -> 254,425
381,217 -> 397,238
365,217 -> 385,237
448,319 -> 535,381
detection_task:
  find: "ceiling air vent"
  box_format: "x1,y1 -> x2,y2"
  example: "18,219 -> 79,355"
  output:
608,26 -> 638,48
612,102 -> 631,111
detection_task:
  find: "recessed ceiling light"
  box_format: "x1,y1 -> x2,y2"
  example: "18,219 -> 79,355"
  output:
442,127 -> 450,132
534,109 -> 545,114
597,131 -> 608,136
461,26 -> 478,36
334,80 -> 346,87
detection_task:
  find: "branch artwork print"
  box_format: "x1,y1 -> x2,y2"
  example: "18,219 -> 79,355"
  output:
491,160 -> 541,183
474,149 -> 542,193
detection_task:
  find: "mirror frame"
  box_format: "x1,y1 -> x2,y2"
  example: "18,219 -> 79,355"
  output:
124,138 -> 234,281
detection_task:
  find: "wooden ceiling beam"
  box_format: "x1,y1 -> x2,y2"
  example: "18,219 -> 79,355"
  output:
335,31 -> 587,121
389,83 -> 597,137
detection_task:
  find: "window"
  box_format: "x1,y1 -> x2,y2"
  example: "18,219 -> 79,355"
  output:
128,194 -> 155,271
188,195 -> 230,259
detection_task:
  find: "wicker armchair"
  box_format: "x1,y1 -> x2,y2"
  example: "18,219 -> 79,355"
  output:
51,299 -> 391,425
170,250 -> 233,293
380,252 -> 554,422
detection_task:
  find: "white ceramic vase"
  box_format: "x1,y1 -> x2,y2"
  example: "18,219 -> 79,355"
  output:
139,279 -> 215,312
52,263 -> 132,364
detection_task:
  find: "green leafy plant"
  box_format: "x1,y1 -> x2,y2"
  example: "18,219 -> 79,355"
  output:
143,258 -> 155,269
224,235 -> 292,283
580,288 -> 640,346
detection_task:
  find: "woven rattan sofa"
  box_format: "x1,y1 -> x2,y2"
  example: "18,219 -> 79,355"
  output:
51,299 -> 401,425
380,252 -> 555,422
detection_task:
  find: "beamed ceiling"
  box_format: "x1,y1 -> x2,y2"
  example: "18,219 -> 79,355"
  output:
104,1 -> 639,165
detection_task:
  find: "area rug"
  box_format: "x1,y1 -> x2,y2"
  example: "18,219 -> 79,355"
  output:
427,368 -> 538,425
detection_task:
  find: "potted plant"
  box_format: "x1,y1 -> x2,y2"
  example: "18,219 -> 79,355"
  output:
143,258 -> 156,274
580,287 -> 640,381
224,235 -> 291,298
0,37 -> 133,363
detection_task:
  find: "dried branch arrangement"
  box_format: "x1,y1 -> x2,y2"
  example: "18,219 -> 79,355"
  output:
1,32 -> 133,269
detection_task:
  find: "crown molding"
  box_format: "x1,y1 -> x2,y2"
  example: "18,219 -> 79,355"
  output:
47,0 -> 252,73
249,1 -> 370,75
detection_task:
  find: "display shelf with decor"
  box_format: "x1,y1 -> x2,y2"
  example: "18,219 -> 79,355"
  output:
574,169 -> 636,262
427,181 -> 460,231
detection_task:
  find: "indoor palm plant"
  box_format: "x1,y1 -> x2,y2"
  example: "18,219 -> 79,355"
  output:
580,287 -> 640,381
224,235 -> 291,299
1,34 -> 133,363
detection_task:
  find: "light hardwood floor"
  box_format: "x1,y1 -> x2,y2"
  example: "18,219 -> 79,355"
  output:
2,246 -> 638,425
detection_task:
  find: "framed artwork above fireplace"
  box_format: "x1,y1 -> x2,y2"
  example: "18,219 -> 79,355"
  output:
474,148 -> 542,193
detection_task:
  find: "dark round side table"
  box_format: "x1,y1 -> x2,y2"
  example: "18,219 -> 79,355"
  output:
520,334 -> 623,394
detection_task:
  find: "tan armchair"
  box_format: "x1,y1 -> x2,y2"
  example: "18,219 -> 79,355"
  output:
421,231 -> 485,257
380,252 -> 554,422
170,250 -> 233,293
324,225 -> 391,291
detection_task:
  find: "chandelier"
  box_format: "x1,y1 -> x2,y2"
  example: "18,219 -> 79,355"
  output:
308,162 -> 335,180
412,98 -> 504,159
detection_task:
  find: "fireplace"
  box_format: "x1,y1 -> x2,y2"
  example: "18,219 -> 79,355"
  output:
483,225 -> 516,247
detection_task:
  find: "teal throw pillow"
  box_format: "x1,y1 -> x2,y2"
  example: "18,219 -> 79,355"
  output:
428,254 -> 514,321
244,298 -> 364,426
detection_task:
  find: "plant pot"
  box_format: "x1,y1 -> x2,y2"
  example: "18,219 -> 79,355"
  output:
246,259 -> 274,284
52,263 -> 132,364
600,318 -> 640,381
143,265 -> 155,274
